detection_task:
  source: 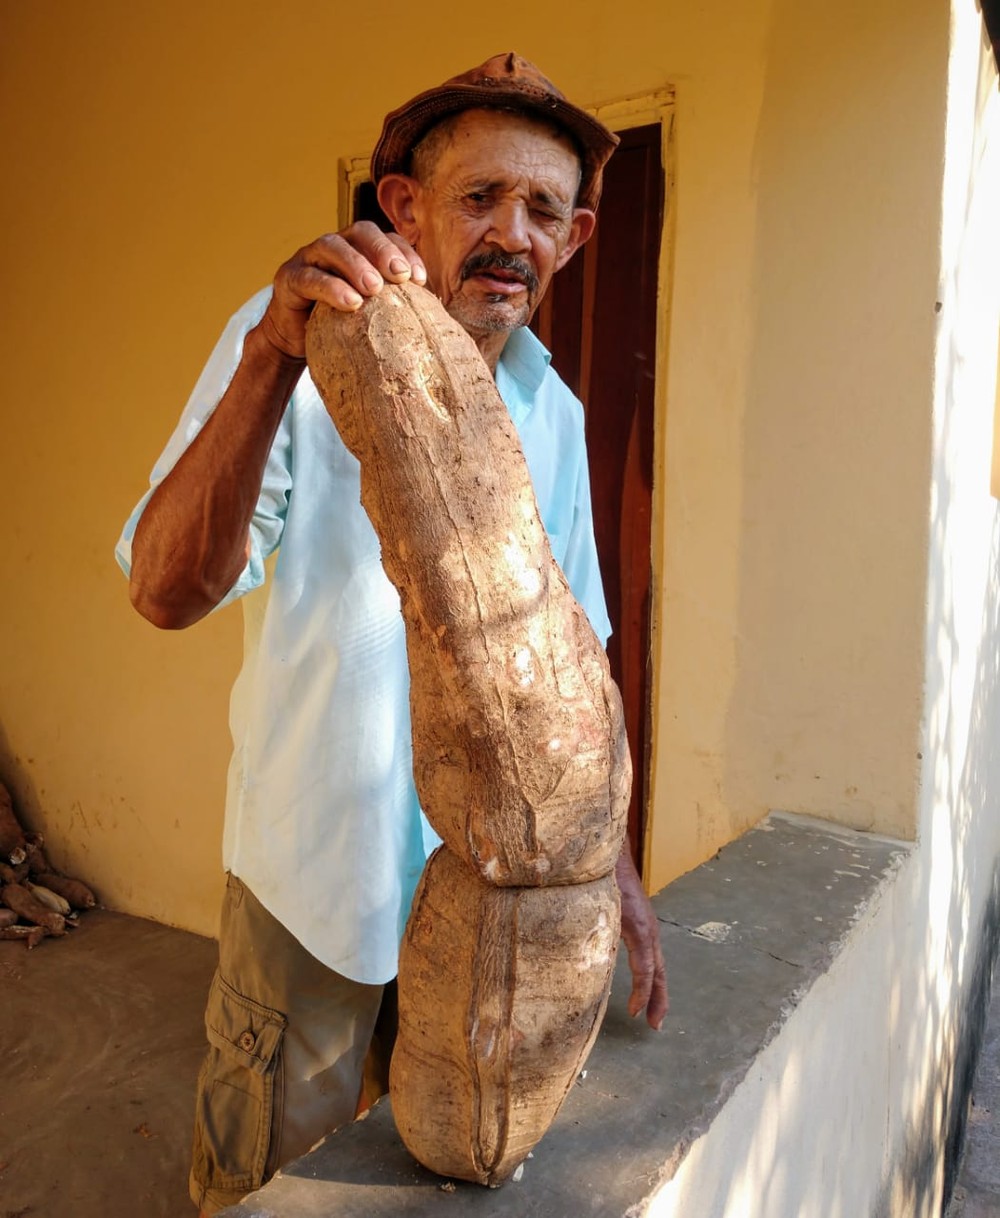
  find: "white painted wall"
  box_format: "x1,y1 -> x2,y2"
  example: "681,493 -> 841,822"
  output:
647,849 -> 934,1217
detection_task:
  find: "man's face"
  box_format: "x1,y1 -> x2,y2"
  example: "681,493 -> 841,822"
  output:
390,110 -> 595,339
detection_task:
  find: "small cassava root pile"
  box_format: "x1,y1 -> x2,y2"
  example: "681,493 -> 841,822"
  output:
306,283 -> 631,1185
0,782 -> 97,947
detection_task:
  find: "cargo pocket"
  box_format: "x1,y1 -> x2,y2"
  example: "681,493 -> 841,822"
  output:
191,970 -> 288,1196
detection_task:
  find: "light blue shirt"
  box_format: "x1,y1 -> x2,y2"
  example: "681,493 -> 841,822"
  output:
117,287 -> 611,983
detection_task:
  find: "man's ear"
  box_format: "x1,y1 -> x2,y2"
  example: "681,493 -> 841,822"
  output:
377,174 -> 421,243
555,208 -> 597,272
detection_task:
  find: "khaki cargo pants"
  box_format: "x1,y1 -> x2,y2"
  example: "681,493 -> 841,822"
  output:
189,874 -> 396,1215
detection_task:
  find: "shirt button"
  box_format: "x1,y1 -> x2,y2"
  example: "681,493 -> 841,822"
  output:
238,1030 -> 257,1053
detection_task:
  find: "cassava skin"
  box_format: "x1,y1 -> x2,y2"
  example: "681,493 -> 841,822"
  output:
0,883 -> 66,935
305,283 -> 630,888
305,282 -> 632,1184
390,847 -> 620,1185
32,871 -> 96,910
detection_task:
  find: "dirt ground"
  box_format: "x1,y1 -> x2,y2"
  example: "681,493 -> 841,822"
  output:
0,908 -> 217,1218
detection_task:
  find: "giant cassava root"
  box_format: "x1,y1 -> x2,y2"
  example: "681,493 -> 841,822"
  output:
391,848 -> 619,1184
307,283 -> 631,1185
307,284 -> 630,889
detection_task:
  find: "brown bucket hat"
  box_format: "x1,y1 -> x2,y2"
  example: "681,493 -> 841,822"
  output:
371,52 -> 619,211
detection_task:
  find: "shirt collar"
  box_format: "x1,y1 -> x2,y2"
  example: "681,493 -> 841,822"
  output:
497,326 -> 552,394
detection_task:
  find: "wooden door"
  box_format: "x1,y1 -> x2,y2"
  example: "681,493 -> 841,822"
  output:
531,124 -> 664,873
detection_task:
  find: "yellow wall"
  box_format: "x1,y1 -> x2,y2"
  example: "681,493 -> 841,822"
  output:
0,0 -> 947,933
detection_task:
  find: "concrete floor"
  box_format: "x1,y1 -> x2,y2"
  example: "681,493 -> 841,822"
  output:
0,909 -> 217,1218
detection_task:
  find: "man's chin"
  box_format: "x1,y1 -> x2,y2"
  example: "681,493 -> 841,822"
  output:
446,296 -> 531,337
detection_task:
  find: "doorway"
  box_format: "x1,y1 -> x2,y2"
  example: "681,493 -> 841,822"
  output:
531,123 -> 664,873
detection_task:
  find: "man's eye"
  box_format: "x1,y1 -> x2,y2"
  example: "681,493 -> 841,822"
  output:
466,192 -> 489,205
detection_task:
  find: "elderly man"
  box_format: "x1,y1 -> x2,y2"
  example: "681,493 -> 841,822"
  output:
117,52 -> 668,1216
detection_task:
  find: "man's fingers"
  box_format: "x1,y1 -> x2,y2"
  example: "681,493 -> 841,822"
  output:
261,225 -> 430,360
614,849 -> 668,1030
276,229 -> 427,313
287,233 -> 385,306
364,229 -> 428,285
284,260 -> 367,312
333,224 -> 427,288
626,957 -> 652,1019
625,943 -> 663,1028
645,956 -> 669,1030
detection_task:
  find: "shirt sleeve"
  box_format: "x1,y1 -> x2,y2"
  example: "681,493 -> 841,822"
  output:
114,287 -> 293,610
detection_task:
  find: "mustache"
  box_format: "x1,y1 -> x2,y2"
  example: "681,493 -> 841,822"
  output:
460,252 -> 539,295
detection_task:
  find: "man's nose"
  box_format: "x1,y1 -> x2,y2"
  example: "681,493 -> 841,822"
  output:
486,200 -> 530,252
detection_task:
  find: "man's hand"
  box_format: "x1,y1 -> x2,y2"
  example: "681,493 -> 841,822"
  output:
616,848 -> 669,1030
129,225 -> 426,628
261,224 -> 427,360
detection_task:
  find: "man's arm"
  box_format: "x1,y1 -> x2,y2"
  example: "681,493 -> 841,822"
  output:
616,847 -> 669,1030
128,226 -> 426,629
129,325 -> 300,628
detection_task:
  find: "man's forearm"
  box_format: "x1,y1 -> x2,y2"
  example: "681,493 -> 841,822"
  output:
129,322 -> 304,629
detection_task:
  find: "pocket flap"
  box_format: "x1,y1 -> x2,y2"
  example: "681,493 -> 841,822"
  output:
204,972 -> 287,1076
